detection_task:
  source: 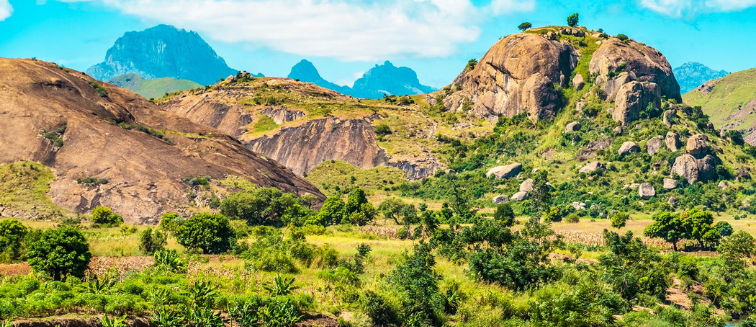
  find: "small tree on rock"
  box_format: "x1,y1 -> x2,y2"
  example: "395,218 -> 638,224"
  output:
567,13 -> 579,27
518,22 -> 532,31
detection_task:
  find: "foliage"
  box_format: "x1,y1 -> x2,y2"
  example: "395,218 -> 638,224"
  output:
465,59 -> 477,71
0,219 -> 29,262
616,34 -> 629,42
27,227 -> 92,280
221,188 -> 308,226
610,212 -> 628,229
389,242 -> 444,326
493,203 -> 515,227
91,206 -> 124,227
644,211 -> 684,251
139,228 -> 167,254
567,13 -> 579,27
176,213 -> 236,254
159,213 -> 184,234
518,22 -> 532,31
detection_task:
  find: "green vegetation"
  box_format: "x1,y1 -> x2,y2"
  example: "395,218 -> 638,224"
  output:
306,160 -> 407,197
0,161 -> 69,219
91,206 -> 124,227
176,213 -> 236,254
40,124 -> 66,147
518,22 -> 532,31
251,115 -> 279,133
108,73 -> 202,99
683,67 -> 756,131
27,226 -> 91,280
567,13 -> 579,27
87,81 -> 108,97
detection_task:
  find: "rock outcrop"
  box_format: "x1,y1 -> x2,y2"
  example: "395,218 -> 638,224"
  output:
260,107 -> 305,125
493,195 -> 509,204
639,183 -> 655,200
686,134 -> 709,158
511,191 -> 529,201
663,178 -> 677,190
565,122 -> 581,133
0,58 -> 322,223
647,136 -> 663,155
487,163 -> 522,179
520,179 -> 534,192
671,154 -> 699,184
579,162 -> 605,174
445,33 -> 578,121
618,141 -> 640,157
612,81 -> 661,126
666,132 -> 680,151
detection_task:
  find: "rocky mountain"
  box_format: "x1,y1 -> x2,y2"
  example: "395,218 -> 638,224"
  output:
0,58 -> 322,223
287,59 -> 434,99
287,60 -> 352,95
87,25 -> 240,85
674,62 -> 728,94
683,67 -> 756,143
108,73 -> 201,99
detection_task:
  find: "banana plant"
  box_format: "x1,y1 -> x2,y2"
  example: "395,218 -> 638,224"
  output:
263,274 -> 298,297
99,314 -> 127,327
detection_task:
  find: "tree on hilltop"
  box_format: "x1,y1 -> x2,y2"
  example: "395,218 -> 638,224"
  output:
518,22 -> 532,31
567,13 -> 579,27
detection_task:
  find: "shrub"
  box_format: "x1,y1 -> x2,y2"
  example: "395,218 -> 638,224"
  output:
610,212 -> 629,229
616,34 -> 629,42
0,219 -> 29,262
564,213 -> 580,223
465,59 -> 477,71
91,206 -> 124,227
220,188 -> 301,226
714,221 -> 733,237
87,81 -> 108,97
375,124 -> 392,140
158,213 -> 184,234
176,213 -> 236,254
27,227 -> 91,280
493,203 -> 515,227
139,228 -> 167,254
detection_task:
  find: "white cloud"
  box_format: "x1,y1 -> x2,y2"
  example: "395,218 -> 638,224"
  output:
0,0 -> 13,21
639,0 -> 756,16
53,0 -> 523,61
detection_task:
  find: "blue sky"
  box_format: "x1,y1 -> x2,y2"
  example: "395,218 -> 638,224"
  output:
1,0 -> 755,88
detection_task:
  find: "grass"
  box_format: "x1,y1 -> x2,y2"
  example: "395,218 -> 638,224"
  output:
109,73 -> 202,99
251,114 -> 279,134
305,160 -> 407,197
0,161 -> 72,219
683,67 -> 756,130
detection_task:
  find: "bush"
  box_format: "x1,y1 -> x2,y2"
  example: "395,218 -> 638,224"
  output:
610,212 -> 629,229
27,227 -> 91,280
158,213 -> 184,233
176,214 -> 236,254
139,228 -> 167,254
493,203 -> 515,227
616,34 -> 629,42
564,213 -> 580,223
714,221 -> 733,237
0,219 -> 29,262
220,188 -> 302,226
91,206 -> 124,227
518,22 -> 532,31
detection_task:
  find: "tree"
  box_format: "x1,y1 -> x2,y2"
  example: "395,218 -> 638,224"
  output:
680,209 -> 718,248
616,34 -> 629,42
91,206 -> 124,227
644,211 -> 684,251
717,230 -> 754,265
465,59 -> 478,71
27,227 -> 91,280
714,221 -> 734,237
0,219 -> 29,261
159,213 -> 184,234
493,203 -> 515,227
610,212 -> 629,229
220,188 -> 299,226
310,196 -> 345,226
379,198 -> 418,225
530,170 -> 552,218
389,242 -> 444,325
176,214 -> 236,254
345,188 -> 368,217
567,13 -> 579,27
518,22 -> 532,31
139,228 -> 167,254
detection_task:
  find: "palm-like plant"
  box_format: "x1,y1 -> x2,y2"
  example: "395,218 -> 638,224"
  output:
151,307 -> 184,327
85,273 -> 117,294
99,314 -> 127,327
263,275 -> 298,297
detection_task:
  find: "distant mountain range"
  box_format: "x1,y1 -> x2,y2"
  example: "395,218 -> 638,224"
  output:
108,73 -> 201,99
288,59 -> 435,99
674,62 -> 728,94
87,25 -> 257,86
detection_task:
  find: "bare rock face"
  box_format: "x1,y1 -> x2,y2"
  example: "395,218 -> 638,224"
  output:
618,141 -> 640,157
565,121 -> 581,133
486,163 -> 522,179
511,191 -> 529,201
260,107 -> 305,124
579,161 -> 605,174
647,136 -> 663,155
639,183 -> 655,200
672,154 -> 699,184
520,179 -> 534,192
0,58 -> 323,223
493,195 -> 509,204
612,81 -> 661,125
663,110 -> 675,127
590,38 -> 681,103
663,178 -> 677,190
697,154 -> 719,182
446,33 -> 578,121
686,134 -> 710,158
666,132 -> 680,151
573,73 -> 585,90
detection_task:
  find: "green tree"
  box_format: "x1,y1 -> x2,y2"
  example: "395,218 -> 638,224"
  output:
27,227 -> 91,280
616,34 -> 629,42
139,228 -> 167,254
91,206 -> 124,227
717,230 -> 754,266
714,221 -> 734,237
530,170 -> 552,218
310,196 -> 345,226
345,188 -> 368,216
389,242 -> 444,325
176,214 -> 236,254
220,188 -> 299,226
465,59 -> 478,71
644,211 -> 684,251
680,209 -> 718,248
158,212 -> 184,234
518,22 -> 532,31
567,13 -> 579,27
379,198 -> 418,225
493,203 -> 515,227
610,212 -> 629,229
0,219 -> 29,262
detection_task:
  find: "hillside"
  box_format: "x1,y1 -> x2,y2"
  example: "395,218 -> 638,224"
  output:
674,62 -> 729,93
108,73 -> 202,99
683,68 -> 756,142
87,24 -> 239,85
0,58 -> 322,223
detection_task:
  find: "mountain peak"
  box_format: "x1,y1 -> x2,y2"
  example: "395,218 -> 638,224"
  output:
87,25 -> 237,85
288,59 -> 323,81
674,62 -> 728,94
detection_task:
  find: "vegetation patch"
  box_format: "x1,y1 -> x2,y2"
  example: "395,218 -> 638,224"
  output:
251,114 -> 279,133
306,160 -> 407,197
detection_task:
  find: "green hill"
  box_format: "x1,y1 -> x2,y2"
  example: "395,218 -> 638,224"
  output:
683,68 -> 756,132
108,73 -> 201,99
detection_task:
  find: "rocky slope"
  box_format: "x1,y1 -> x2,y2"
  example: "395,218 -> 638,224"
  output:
158,76 -> 445,180
87,25 -> 241,85
683,68 -> 756,143
674,62 -> 728,94
288,59 -> 435,99
0,58 -> 322,223
441,27 -> 680,125
108,73 -> 201,99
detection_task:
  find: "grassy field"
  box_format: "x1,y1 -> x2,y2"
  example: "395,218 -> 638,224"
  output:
0,162 -> 71,219
683,67 -> 756,130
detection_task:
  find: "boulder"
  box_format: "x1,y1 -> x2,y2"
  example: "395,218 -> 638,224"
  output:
618,141 -> 640,156
663,110 -> 675,127
669,197 -> 678,206
697,154 -> 719,182
612,81 -> 662,125
629,183 -> 641,189
486,163 -> 522,179
647,136 -> 663,155
665,132 -> 680,151
736,167 -> 751,182
571,202 -> 586,210
579,161 -> 605,174
573,73 -> 585,90
686,134 -> 709,158
663,178 -> 677,190
493,195 -> 509,204
565,121 -> 581,133
559,27 -> 585,37
718,181 -> 727,190
671,154 -> 699,184
511,191 -> 529,201
613,126 -> 622,135
519,179 -> 534,192
639,183 -> 655,200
